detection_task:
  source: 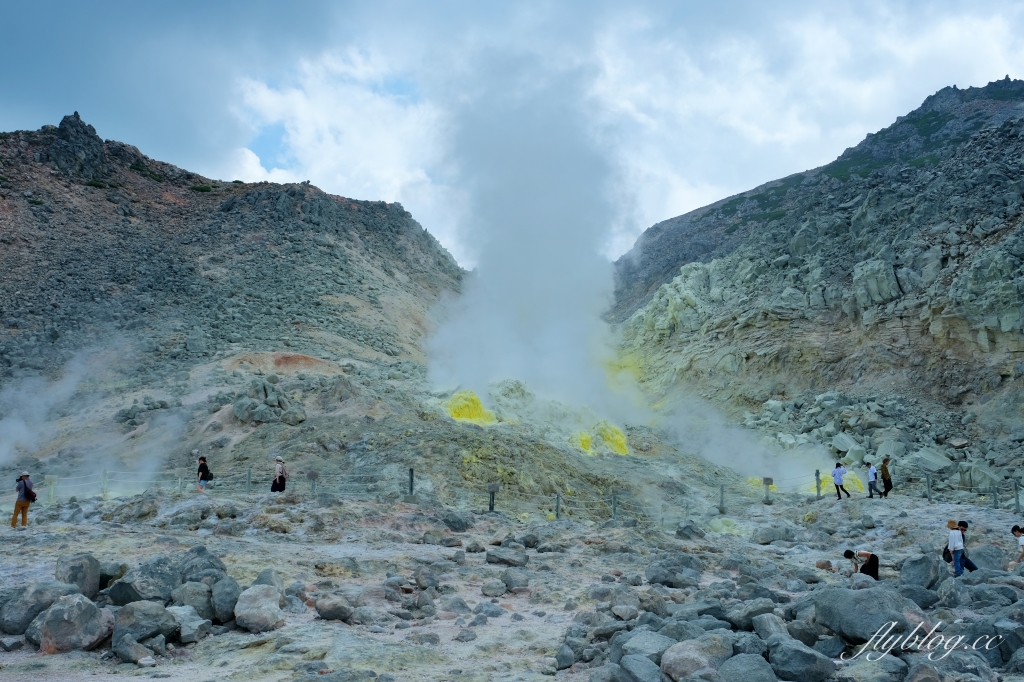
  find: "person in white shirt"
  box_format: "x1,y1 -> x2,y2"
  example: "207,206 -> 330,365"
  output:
866,461 -> 880,499
1012,526 -> 1024,567
832,463 -> 851,500
947,519 -> 966,577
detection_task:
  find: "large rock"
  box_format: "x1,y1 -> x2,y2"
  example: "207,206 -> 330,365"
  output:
621,630 -> 677,665
767,633 -> 835,682
900,555 -> 940,589
660,632 -> 735,681
55,553 -> 101,599
751,525 -> 795,545
833,652 -> 908,682
813,587 -> 918,644
726,598 -> 775,630
175,545 -> 227,583
112,600 -> 178,645
485,548 -> 528,567
234,585 -> 285,633
718,653 -> 778,682
969,545 -> 1009,571
107,556 -> 182,605
316,594 -> 353,621
251,568 -> 286,605
212,577 -> 241,623
113,633 -> 152,664
937,577 -> 971,608
898,585 -> 940,610
619,653 -> 665,682
171,582 -> 215,621
751,613 -> 789,640
25,594 -> 113,653
166,605 -> 211,643
646,553 -> 703,586
0,581 -> 80,635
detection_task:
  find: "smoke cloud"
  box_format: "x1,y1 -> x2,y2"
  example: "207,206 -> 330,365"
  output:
426,56 -> 643,418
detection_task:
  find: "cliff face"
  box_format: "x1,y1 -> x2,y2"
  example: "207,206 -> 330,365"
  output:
0,113 -> 463,379
617,78 -> 1024,465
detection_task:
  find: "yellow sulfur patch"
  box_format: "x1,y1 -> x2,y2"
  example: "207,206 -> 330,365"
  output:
747,476 -> 779,492
571,431 -> 593,453
594,421 -> 629,455
707,517 -> 742,535
445,390 -> 495,425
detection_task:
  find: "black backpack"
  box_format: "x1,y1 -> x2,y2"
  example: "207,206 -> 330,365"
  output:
18,479 -> 37,503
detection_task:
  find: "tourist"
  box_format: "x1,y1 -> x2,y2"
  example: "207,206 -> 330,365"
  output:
880,456 -> 893,498
197,456 -> 212,493
832,462 -> 851,500
947,519 -> 966,577
957,520 -> 979,573
843,549 -> 880,580
271,456 -> 288,493
1012,525 -> 1024,567
866,461 -> 880,499
11,471 -> 34,528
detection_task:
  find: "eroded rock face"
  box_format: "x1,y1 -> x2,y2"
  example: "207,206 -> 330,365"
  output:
112,600 -> 178,645
55,553 -> 101,599
106,556 -> 182,605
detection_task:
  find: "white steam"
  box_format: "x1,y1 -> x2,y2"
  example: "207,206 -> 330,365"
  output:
426,59 -> 642,418
0,353 -> 90,468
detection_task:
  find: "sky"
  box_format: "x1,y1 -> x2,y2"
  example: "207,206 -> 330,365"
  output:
2,1 -> 1024,266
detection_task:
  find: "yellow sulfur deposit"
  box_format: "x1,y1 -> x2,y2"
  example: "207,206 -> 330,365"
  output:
445,390 -> 496,425
707,517 -> 741,535
747,476 -> 779,492
594,421 -> 629,455
571,431 -> 593,453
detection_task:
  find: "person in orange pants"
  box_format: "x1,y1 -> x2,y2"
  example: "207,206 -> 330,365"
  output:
11,471 -> 33,528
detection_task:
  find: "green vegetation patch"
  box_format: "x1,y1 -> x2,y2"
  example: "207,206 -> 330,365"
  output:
86,179 -> 106,188
130,162 -> 164,183
28,198 -> 44,205
910,111 -> 954,139
232,179 -> 244,184
190,185 -> 213,193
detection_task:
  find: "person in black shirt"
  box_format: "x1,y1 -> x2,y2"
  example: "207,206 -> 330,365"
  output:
844,549 -> 880,580
197,456 -> 211,493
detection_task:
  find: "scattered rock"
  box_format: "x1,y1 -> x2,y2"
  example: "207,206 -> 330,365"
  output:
55,553 -> 101,599
25,594 -> 113,653
233,585 -> 285,633
0,581 -> 80,635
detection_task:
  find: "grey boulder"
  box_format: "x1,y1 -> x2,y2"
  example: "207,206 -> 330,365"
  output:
166,604 -> 212,643
107,556 -> 182,605
969,545 -> 1009,571
621,630 -> 677,665
316,594 -> 353,621
25,594 -> 113,652
660,632 -> 735,680
485,548 -> 528,567
175,545 -> 227,583
0,581 -> 80,635
750,525 -> 795,545
726,598 -> 775,630
937,578 -> 971,608
751,613 -> 789,640
234,585 -> 285,633
55,553 -> 101,599
718,653 -> 778,682
212,576 -> 241,623
113,633 -> 152,664
766,633 -> 835,682
897,584 -> 940,610
171,581 -> 215,621
251,568 -> 286,605
112,600 -> 178,645
813,587 -> 919,644
619,653 -> 665,682
900,554 -> 940,589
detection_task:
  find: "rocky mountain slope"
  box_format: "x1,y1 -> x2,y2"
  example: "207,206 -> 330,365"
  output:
617,78 -> 1024,487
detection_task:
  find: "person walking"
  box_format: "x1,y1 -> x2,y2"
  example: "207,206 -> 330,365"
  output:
843,549 -> 880,580
880,456 -> 893,498
957,521 -> 979,573
1012,525 -> 1024,569
196,456 -> 212,493
948,519 -> 966,577
832,462 -> 851,500
866,461 -> 880,499
271,456 -> 288,493
11,471 -> 34,528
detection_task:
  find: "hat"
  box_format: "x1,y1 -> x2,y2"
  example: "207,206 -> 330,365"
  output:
275,456 -> 283,462
20,471 -> 29,477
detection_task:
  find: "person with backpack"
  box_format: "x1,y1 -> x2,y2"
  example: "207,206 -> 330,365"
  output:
197,456 -> 212,493
832,462 -> 851,500
11,471 -> 35,528
271,456 -> 288,492
880,456 -> 893,498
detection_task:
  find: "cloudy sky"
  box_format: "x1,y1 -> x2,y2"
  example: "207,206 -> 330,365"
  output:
3,1 -> 1024,266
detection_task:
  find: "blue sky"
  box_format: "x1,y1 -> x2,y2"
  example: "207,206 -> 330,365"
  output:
3,1 -> 1024,265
